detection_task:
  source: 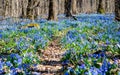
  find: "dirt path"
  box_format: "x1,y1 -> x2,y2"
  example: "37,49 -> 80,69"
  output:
32,37 -> 65,75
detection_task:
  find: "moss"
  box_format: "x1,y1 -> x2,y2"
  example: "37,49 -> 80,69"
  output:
97,0 -> 105,14
27,15 -> 33,20
97,8 -> 105,14
27,14 -> 37,20
21,23 -> 40,29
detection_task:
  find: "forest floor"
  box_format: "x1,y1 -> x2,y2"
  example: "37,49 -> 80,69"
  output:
32,37 -> 65,75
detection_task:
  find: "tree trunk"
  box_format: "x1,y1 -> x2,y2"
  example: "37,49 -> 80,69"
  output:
71,0 -> 77,14
48,0 -> 58,21
3,0 -> 9,18
97,0 -> 105,14
65,0 -> 71,17
21,0 -> 27,18
115,0 -> 120,21
1,0 -> 115,18
26,0 -> 40,20
64,0 -> 77,20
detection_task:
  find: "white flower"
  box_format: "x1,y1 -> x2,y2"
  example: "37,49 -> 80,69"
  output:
117,44 -> 120,48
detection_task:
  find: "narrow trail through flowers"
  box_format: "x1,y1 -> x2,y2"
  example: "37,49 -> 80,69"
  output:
33,37 -> 65,75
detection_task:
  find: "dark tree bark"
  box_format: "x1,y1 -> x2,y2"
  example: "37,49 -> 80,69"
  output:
97,0 -> 105,14
65,0 -> 71,17
115,0 -> 120,21
64,0 -> 77,20
48,0 -> 58,21
26,0 -> 33,19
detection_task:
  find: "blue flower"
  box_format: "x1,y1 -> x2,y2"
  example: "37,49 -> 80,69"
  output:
107,62 -> 111,69
66,30 -> 78,41
0,70 -> 4,74
101,52 -> 105,57
0,34 -> 2,39
18,65 -> 23,70
33,64 -> 37,67
79,64 -> 86,69
93,54 -> 98,58
62,60 -> 69,65
10,54 -> 16,58
14,60 -> 17,63
0,61 -> 4,70
24,29 -> 28,33
10,68 -> 18,75
113,59 -> 118,65
85,72 -> 88,75
17,58 -> 22,65
64,71 -> 69,75
100,58 -> 108,74
0,64 -> 3,70
89,67 -> 99,75
68,67 -> 74,73
116,31 -> 120,35
10,66 -> 15,71
10,53 -> 21,59
106,40 -> 110,45
6,61 -> 12,67
22,64 -> 30,69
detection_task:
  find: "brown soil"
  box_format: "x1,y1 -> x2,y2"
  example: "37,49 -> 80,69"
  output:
32,37 -> 65,75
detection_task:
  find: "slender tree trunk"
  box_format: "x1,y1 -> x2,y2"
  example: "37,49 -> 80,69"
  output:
97,0 -> 105,14
26,0 -> 40,20
115,0 -> 120,21
21,0 -> 27,18
48,0 -> 58,21
71,0 -> 77,14
64,0 -> 77,20
4,0 -> 9,18
65,0 -> 71,17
